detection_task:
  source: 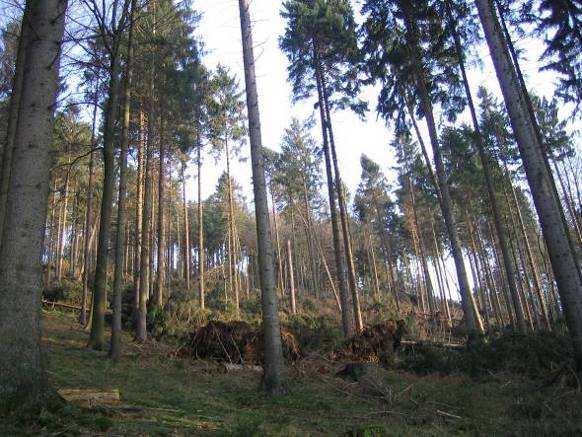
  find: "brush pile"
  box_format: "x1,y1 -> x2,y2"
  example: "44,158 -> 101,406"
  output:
333,319 -> 407,365
184,321 -> 301,364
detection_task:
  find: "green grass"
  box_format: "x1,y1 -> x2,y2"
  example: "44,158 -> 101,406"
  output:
3,309 -> 582,436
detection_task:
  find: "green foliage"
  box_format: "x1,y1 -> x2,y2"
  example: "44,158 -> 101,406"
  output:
43,278 -> 84,305
400,331 -> 576,379
283,311 -> 343,352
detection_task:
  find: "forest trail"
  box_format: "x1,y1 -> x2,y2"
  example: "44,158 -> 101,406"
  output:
6,309 -> 578,435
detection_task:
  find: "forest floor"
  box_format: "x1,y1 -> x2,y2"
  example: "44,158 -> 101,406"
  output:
4,309 -> 582,436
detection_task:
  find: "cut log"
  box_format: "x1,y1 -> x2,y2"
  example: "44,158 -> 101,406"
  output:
58,388 -> 121,408
224,363 -> 263,373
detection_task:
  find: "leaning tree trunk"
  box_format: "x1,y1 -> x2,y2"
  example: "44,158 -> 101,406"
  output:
401,4 -> 484,338
313,41 -> 354,337
475,0 -> 582,371
0,0 -> 67,405
321,77 -> 364,332
446,0 -> 526,331
88,44 -> 122,351
110,1 -> 135,361
238,0 -> 284,394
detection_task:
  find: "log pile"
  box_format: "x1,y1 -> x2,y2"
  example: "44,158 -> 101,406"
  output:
334,319 -> 407,364
184,321 -> 301,364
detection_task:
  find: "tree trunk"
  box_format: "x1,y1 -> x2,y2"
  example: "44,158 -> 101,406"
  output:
88,42 -> 122,351
225,139 -> 239,312
402,4 -> 484,338
154,116 -> 166,308
110,2 -> 135,360
197,137 -> 204,308
238,0 -> 284,394
181,160 -> 191,291
287,239 -> 297,314
446,0 -> 526,332
475,0 -> 582,371
133,109 -> 145,321
0,1 -> 29,241
56,168 -> 70,282
0,0 -> 67,404
321,77 -> 363,333
313,41 -> 353,337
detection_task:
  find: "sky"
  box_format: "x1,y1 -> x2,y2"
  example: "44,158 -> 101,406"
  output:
190,0 -> 576,298
189,0 -> 566,205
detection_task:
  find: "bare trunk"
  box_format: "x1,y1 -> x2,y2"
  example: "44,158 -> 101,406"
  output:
0,0 -> 67,403
475,0 -> 582,371
197,139 -> 204,308
287,239 -> 297,314
446,0 -> 526,332
133,109 -> 145,321
0,2 -> 29,240
402,4 -> 484,337
238,0 -> 284,393
88,44 -> 122,351
110,3 -> 135,360
313,41 -> 353,337
181,160 -> 191,291
154,116 -> 166,308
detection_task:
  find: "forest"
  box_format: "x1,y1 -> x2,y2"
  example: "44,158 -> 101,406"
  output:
0,0 -> 581,434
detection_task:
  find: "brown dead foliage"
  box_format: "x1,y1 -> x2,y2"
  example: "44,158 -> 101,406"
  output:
334,319 -> 407,365
184,321 -> 301,364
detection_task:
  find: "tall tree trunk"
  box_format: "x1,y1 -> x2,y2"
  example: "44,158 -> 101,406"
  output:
475,0 -> 582,371
0,0 -> 67,404
56,168 -> 70,282
154,116 -> 166,308
133,109 -> 145,321
197,138 -> 204,308
270,184 -> 284,293
137,112 -> 155,342
287,239 -> 297,314
446,0 -> 526,332
225,139 -> 239,312
0,2 -> 29,241
402,4 -> 484,338
409,177 -> 436,314
238,0 -> 284,394
110,2 -> 135,360
181,160 -> 191,291
321,77 -> 363,333
313,41 -> 353,337
88,43 -> 122,351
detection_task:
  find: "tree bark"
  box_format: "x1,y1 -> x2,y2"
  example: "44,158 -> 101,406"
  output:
181,160 -> 191,291
313,41 -> 353,337
110,1 -> 135,360
401,3 -> 484,338
0,0 -> 67,404
446,0 -> 526,332
88,40 -> 122,350
286,239 -> 297,314
0,2 -> 30,242
321,77 -> 363,333
238,0 -> 284,394
197,137 -> 205,308
475,0 -> 582,370
154,116 -> 166,308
